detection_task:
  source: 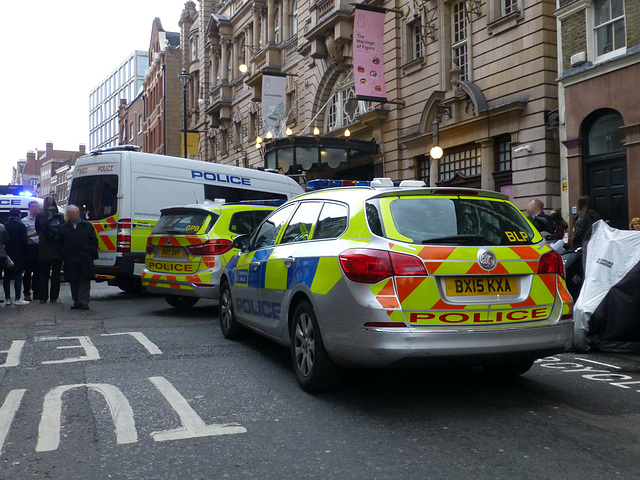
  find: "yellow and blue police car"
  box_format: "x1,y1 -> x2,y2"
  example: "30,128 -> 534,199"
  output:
142,201 -> 280,309
219,179 -> 574,392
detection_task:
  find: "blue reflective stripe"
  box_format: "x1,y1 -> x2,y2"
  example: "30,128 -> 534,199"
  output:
287,257 -> 320,289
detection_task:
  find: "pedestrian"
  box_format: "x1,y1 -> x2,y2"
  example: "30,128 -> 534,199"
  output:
0,221 -> 9,306
3,208 -> 29,306
57,205 -> 98,310
35,196 -> 64,304
572,195 -> 600,248
22,200 -> 41,301
526,198 -> 555,235
630,217 -> 640,231
549,208 -> 569,242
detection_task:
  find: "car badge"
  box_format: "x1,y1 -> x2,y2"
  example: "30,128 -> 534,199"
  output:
478,249 -> 497,271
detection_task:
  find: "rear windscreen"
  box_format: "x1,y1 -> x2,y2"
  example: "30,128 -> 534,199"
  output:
370,196 -> 536,246
152,210 -> 218,235
69,175 -> 118,221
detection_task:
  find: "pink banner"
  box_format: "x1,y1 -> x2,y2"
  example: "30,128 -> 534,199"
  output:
353,5 -> 387,102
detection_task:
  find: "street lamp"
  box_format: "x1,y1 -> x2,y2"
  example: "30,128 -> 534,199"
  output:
178,69 -> 190,159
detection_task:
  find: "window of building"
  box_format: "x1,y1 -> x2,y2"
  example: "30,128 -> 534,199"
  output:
274,5 -> 280,43
495,135 -> 512,172
292,0 -> 298,35
502,0 -> 517,16
324,72 -> 374,133
594,0 -> 625,60
408,20 -> 423,61
417,155 -> 430,184
129,121 -> 134,142
191,36 -> 199,61
452,0 -> 468,81
587,112 -> 625,155
438,145 -> 481,182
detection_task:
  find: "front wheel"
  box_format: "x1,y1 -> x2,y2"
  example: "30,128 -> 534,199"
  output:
290,300 -> 343,393
164,295 -> 199,309
219,281 -> 245,339
483,359 -> 534,377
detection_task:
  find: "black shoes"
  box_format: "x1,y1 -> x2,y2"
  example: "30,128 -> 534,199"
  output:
71,304 -> 90,310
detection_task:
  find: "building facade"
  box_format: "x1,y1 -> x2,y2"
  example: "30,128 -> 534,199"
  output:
177,0 -> 562,210
118,93 -> 145,150
11,151 -> 40,194
89,51 -> 149,151
556,0 -> 640,231
36,142 -> 85,199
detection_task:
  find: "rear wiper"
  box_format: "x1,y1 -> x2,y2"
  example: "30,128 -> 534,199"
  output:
165,229 -> 181,234
422,234 -> 487,244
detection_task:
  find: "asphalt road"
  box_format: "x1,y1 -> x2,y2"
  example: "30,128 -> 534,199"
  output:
0,282 -> 639,480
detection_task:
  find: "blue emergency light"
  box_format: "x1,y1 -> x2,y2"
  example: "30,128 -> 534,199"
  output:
306,179 -> 401,190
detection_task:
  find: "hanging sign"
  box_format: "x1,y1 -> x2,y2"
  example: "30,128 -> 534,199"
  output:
353,5 -> 387,102
261,72 -> 287,138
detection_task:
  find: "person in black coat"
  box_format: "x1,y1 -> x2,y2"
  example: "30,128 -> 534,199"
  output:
35,196 -> 64,303
4,208 -> 29,305
56,205 -> 99,310
526,198 -> 555,236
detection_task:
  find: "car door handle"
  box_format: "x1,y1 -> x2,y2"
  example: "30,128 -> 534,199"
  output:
250,261 -> 261,269
283,257 -> 294,267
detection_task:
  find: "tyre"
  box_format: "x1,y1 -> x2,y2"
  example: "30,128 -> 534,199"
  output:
219,281 -> 245,339
117,277 -> 144,294
484,358 -> 534,377
164,295 -> 199,309
290,300 -> 344,393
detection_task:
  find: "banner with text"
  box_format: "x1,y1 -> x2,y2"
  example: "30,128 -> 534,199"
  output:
262,73 -> 287,138
353,5 -> 387,102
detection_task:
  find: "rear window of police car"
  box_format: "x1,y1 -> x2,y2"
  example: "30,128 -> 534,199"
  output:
153,210 -> 217,235
367,196 -> 535,246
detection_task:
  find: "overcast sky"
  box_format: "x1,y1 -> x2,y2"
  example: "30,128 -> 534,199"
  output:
0,0 -> 186,184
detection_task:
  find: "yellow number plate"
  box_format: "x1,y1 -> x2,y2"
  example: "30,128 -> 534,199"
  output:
160,247 -> 183,258
445,276 -> 518,296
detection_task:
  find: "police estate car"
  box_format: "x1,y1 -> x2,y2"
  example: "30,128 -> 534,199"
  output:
142,201 -> 279,308
218,179 -> 574,392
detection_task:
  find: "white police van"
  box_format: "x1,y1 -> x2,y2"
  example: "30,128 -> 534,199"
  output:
68,146 -> 304,292
0,195 -> 43,224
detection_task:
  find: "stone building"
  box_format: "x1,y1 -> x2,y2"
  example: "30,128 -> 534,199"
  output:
555,0 -> 640,231
143,18 -> 183,156
11,151 -> 40,194
180,0 -> 562,209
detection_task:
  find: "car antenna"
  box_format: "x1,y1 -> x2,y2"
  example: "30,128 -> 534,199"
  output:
193,191 -> 199,204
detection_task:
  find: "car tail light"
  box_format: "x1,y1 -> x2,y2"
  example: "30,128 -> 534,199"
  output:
538,250 -> 566,279
116,219 -> 132,253
187,239 -> 233,256
339,249 -> 427,284
146,238 -> 154,254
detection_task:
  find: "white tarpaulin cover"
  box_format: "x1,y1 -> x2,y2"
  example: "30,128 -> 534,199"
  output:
574,220 -> 640,352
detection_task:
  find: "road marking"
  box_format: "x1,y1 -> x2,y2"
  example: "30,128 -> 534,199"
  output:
0,340 -> 26,368
36,383 -> 138,452
575,358 -> 622,370
0,390 -> 26,455
41,336 -> 100,365
149,376 -> 247,442
101,332 -> 163,355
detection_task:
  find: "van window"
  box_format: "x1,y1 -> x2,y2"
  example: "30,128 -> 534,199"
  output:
229,210 -> 272,235
205,185 -> 287,202
69,175 -> 118,221
153,210 -> 217,235
251,204 -> 297,249
280,202 -> 323,244
314,203 -> 348,239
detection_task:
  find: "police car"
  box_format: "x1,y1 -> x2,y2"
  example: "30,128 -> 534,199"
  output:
142,201 -> 281,308
219,179 -> 574,392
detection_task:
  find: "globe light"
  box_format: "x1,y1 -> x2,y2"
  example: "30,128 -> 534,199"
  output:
266,131 -> 273,139
286,128 -> 293,136
344,128 -> 351,137
239,64 -> 248,73
313,127 -> 320,136
430,145 -> 444,160
256,136 -> 263,144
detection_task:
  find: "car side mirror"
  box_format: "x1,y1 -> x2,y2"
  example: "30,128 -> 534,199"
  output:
232,234 -> 250,251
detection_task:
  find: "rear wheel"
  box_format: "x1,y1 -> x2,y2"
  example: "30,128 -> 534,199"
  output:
219,281 -> 245,339
484,359 -> 534,377
164,295 -> 199,309
290,300 -> 343,393
117,277 -> 143,294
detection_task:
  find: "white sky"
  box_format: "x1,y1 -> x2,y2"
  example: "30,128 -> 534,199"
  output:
0,0 -> 186,184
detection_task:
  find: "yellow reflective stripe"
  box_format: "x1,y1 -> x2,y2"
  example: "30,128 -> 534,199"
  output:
264,260 -> 288,290
310,257 -> 343,295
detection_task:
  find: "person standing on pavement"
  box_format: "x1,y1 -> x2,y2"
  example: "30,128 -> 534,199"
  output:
21,200 -> 40,301
572,195 -> 600,249
3,208 -> 29,306
57,205 -> 99,310
526,198 -> 555,236
35,196 -> 64,304
0,221 -> 9,306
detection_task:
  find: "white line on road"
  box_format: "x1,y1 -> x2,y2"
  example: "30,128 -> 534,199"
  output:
101,332 -> 163,355
0,340 -> 26,368
575,358 -> 622,370
0,389 -> 26,455
36,383 -> 138,452
41,336 -> 101,365
149,376 -> 247,442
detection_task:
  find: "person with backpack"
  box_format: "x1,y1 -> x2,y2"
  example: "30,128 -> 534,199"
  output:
3,208 -> 29,305
35,196 -> 64,304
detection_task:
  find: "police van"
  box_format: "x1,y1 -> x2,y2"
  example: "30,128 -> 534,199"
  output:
0,195 -> 43,223
67,146 -> 304,292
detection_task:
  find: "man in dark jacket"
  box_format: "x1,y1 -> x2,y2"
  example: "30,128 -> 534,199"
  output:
57,205 -> 99,310
4,208 -> 29,305
526,198 -> 555,236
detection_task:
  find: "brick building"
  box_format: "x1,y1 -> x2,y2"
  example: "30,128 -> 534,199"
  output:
118,93 -> 145,150
177,0 -> 563,209
37,142 -> 85,199
11,151 -> 40,194
556,0 -> 640,230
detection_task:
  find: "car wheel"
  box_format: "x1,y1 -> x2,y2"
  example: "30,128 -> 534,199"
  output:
219,281 -> 244,339
290,300 -> 343,393
118,278 -> 144,294
164,295 -> 199,309
484,359 -> 534,377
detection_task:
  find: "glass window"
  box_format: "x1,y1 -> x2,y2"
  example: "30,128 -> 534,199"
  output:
314,202 -> 348,239
228,210 -> 272,235
496,136 -> 512,171
281,202 -> 323,244
68,175 -> 119,221
274,5 -> 280,43
439,145 -> 481,182
587,112 -> 625,155
418,155 -> 430,184
292,0 -> 298,35
152,209 -> 216,235
411,21 -> 422,60
502,0 -> 517,16
251,203 -> 297,249
324,72 -> 373,133
594,0 -> 625,58
452,0 -> 468,81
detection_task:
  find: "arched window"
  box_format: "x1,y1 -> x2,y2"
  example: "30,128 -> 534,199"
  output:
586,111 -> 624,156
324,71 -> 373,133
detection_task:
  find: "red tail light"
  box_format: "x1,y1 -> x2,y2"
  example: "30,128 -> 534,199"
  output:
116,219 -> 132,253
146,238 -> 154,254
339,249 -> 427,284
187,239 -> 233,256
538,250 -> 566,279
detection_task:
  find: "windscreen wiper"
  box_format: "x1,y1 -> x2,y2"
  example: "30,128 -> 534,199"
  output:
421,234 -> 487,244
